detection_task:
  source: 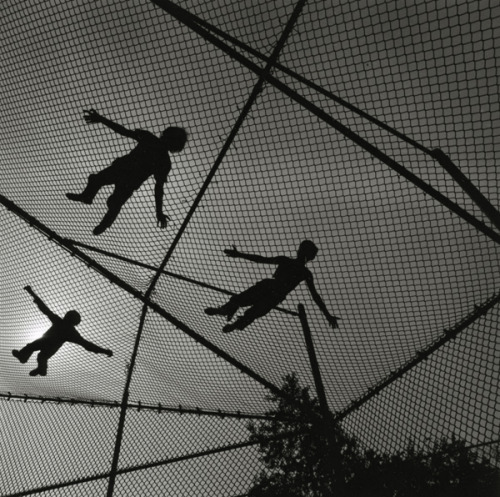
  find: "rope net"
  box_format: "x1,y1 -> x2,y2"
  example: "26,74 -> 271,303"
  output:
1,0 -> 498,495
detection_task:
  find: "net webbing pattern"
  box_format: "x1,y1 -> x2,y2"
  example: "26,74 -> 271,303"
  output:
1,0 -> 499,495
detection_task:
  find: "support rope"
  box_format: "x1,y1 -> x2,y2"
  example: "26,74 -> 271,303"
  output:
0,392 -> 273,420
0,194 -> 283,397
333,291 -> 500,422
153,0 -> 500,247
66,239 -> 299,317
106,1 -> 309,494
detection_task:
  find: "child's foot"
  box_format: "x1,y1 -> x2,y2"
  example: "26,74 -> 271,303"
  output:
12,350 -> 27,363
205,306 -> 236,321
29,367 -> 47,377
66,193 -> 92,205
222,323 -> 237,333
93,223 -> 108,236
205,307 -> 221,316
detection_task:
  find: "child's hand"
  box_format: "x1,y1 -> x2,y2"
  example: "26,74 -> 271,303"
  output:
83,109 -> 101,124
328,315 -> 340,329
156,213 -> 170,229
224,245 -> 239,258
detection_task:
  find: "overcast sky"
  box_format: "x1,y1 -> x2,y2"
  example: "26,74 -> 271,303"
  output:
1,0 -> 499,494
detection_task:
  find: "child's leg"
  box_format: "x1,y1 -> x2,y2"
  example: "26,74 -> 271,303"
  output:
67,163 -> 119,204
205,297 -> 239,321
205,280 -> 273,320
205,289 -> 254,321
12,338 -> 44,363
223,303 -> 271,333
29,349 -> 53,376
93,187 -> 131,235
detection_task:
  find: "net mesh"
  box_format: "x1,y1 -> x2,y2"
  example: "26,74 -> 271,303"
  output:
1,0 -> 498,495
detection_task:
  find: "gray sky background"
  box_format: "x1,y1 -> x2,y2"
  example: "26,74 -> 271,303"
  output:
1,0 -> 499,494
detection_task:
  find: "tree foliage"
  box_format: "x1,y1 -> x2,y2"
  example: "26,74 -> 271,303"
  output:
247,373 -> 499,497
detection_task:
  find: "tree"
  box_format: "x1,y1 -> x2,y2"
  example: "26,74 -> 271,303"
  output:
247,373 -> 360,497
247,374 -> 499,497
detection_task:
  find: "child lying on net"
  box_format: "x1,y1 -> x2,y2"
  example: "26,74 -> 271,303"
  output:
67,109 -> 187,235
12,286 -> 112,376
205,240 -> 339,333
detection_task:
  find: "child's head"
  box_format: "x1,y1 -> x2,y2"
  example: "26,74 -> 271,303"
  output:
162,127 -> 188,152
297,240 -> 318,262
64,310 -> 81,326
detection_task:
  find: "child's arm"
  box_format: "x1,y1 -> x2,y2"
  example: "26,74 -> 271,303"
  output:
224,246 -> 285,265
154,179 -> 171,229
24,286 -> 58,323
73,334 -> 113,356
304,273 -> 339,329
83,109 -> 137,140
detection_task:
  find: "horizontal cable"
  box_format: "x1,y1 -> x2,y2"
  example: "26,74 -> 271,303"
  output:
0,392 -> 273,420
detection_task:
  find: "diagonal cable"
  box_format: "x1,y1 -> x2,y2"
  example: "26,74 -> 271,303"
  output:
66,239 -> 298,317
0,194 -> 283,395
173,3 -> 500,234
333,290 -> 500,422
170,0 -> 431,156
150,0 -> 311,270
152,0 -> 500,246
106,1 -> 309,493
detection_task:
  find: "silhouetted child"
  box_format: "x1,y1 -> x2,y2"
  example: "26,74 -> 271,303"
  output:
12,286 -> 112,376
205,241 -> 339,333
67,109 -> 187,235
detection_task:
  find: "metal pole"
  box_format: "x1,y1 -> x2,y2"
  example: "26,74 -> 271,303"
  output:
297,304 -> 329,416
106,305 -> 148,496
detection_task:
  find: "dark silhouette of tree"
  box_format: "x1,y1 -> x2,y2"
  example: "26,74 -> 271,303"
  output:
247,373 -> 359,497
247,374 -> 499,497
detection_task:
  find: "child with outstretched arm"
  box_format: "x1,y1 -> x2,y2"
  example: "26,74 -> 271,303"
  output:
67,109 -> 187,235
12,286 -> 112,376
205,240 -> 339,333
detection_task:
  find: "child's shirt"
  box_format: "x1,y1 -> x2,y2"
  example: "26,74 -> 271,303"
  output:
114,129 -> 172,189
271,257 -> 312,295
41,314 -> 86,347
